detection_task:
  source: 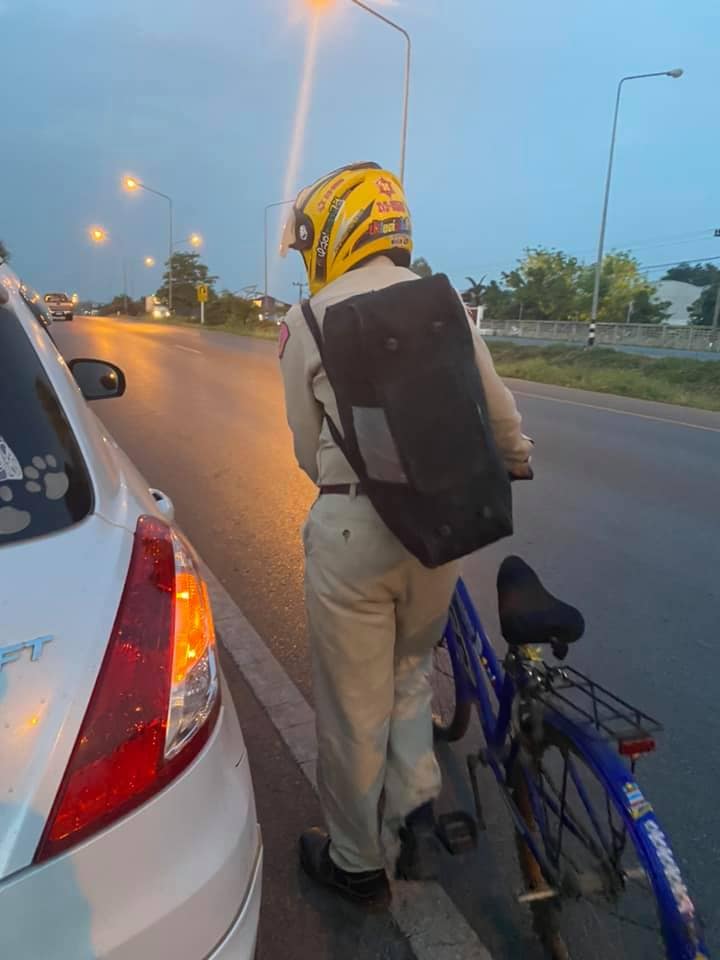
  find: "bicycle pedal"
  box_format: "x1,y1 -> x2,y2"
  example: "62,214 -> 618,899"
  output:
436,812 -> 478,855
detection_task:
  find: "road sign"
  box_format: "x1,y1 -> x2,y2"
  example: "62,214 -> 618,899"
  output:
197,284 -> 209,303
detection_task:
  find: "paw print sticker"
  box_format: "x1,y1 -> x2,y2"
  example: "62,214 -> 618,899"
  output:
0,485 -> 31,536
24,455 -> 69,501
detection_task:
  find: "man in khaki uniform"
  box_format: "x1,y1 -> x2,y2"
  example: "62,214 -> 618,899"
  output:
279,163 -> 532,904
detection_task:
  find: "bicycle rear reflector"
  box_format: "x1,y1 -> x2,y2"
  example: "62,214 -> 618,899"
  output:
618,737 -> 656,757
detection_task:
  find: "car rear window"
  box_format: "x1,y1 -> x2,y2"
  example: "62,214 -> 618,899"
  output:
0,302 -> 92,545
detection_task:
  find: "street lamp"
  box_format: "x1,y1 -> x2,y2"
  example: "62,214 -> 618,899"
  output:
122,175 -> 174,312
144,256 -> 156,268
590,69 -> 684,327
89,226 -> 108,244
264,199 -> 294,314
308,0 -> 411,182
189,232 -> 202,248
172,232 -> 203,250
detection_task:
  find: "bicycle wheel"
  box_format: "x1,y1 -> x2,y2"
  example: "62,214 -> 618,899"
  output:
510,722 -> 707,960
431,625 -> 472,742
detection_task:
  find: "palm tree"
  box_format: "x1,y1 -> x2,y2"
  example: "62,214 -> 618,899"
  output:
463,275 -> 487,306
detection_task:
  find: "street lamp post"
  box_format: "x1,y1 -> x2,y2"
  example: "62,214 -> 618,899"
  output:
349,0 -> 411,183
264,200 -> 294,316
590,69 -> 683,329
308,0 -> 411,181
123,176 -> 174,312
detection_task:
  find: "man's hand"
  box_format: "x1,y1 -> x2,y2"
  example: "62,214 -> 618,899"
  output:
509,461 -> 534,480
509,435 -> 534,480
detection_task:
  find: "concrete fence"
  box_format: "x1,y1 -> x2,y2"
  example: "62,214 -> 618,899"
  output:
481,319 -> 720,353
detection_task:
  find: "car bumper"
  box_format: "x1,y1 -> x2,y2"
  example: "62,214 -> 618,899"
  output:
0,678 -> 262,960
207,843 -> 262,959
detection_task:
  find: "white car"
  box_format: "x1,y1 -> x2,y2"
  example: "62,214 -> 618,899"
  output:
0,265 -> 262,959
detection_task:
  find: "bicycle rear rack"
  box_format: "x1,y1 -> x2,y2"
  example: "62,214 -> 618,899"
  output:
535,665 -> 663,751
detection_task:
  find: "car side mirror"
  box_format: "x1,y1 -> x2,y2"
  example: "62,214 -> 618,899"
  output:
68,358 -> 126,401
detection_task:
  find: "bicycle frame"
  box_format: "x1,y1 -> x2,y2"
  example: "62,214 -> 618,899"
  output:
445,577 -> 710,960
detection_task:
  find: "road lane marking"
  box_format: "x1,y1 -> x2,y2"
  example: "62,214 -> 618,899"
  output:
200,559 -> 493,960
175,344 -> 202,355
513,390 -> 720,434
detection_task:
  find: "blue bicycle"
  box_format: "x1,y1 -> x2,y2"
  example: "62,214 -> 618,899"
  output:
431,556 -> 709,959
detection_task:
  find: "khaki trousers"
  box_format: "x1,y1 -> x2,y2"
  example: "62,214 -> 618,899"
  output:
303,493 -> 460,872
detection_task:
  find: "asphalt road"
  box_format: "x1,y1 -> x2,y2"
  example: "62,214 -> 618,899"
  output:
54,316 -> 720,957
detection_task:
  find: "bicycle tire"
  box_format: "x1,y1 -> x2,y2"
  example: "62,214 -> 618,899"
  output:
509,714 -> 708,960
431,635 -> 472,742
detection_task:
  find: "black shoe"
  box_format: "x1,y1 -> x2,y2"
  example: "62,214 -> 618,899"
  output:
299,828 -> 391,906
396,802 -> 444,881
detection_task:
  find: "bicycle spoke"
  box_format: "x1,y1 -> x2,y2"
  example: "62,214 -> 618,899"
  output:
515,740 -> 666,959
533,758 -> 607,865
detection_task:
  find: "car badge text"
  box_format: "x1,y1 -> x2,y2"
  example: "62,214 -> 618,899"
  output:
0,636 -> 53,671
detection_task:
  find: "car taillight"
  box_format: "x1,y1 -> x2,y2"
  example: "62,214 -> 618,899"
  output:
34,516 -> 220,863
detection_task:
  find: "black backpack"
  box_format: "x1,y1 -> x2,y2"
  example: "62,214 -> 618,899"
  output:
301,273 -> 512,568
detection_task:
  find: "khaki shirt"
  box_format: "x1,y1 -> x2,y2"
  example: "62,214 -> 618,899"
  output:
280,256 -> 532,486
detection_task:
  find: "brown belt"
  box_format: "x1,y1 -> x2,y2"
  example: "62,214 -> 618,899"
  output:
318,483 -> 366,496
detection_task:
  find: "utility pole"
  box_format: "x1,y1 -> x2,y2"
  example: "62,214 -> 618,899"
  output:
292,281 -> 307,303
122,259 -> 129,315
712,229 -> 720,336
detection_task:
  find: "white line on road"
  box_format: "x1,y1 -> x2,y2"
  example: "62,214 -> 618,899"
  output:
174,344 -> 202,355
514,390 -> 720,434
200,560 -> 492,960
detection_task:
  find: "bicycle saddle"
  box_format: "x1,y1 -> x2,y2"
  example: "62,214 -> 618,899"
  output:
497,556 -> 585,648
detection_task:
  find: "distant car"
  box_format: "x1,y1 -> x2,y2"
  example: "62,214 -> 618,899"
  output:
0,264 -> 263,959
152,304 -> 171,320
43,292 -> 73,321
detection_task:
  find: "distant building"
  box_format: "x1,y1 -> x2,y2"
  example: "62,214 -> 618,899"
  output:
253,295 -> 292,322
653,280 -> 705,326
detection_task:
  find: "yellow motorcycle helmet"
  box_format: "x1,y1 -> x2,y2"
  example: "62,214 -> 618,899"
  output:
280,162 -> 412,296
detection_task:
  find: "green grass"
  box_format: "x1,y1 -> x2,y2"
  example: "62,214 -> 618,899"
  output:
488,342 -> 720,411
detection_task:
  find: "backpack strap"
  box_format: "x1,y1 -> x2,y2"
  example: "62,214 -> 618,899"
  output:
301,300 -> 324,360
300,300 -> 349,457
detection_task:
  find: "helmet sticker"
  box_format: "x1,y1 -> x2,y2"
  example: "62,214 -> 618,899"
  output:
298,223 -> 310,243
376,177 -> 396,197
314,196 -> 345,285
316,178 -> 345,213
376,200 -> 406,214
352,217 -> 411,253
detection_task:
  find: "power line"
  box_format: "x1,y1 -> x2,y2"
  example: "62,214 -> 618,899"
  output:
641,255 -> 720,273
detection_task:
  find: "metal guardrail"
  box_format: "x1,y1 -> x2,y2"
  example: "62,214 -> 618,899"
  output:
482,319 -> 720,353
